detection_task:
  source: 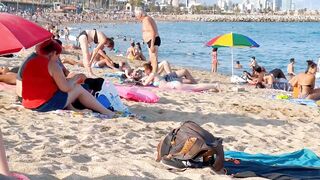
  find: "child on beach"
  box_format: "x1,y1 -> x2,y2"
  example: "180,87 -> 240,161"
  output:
211,48 -> 218,73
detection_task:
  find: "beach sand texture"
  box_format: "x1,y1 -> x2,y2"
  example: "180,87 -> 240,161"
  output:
0,53 -> 319,180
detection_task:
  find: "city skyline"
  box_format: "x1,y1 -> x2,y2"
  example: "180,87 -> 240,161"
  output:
200,0 -> 320,10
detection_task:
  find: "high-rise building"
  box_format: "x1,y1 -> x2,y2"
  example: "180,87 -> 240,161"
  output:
272,0 -> 282,11
282,0 -> 292,11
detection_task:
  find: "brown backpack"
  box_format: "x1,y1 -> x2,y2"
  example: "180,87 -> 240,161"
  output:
156,121 -> 224,171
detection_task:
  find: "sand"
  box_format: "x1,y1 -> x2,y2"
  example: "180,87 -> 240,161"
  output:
0,51 -> 319,180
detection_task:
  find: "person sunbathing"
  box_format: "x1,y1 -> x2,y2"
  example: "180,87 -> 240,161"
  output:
142,63 -> 218,91
289,60 -> 320,100
61,49 -> 127,71
142,63 -> 197,85
0,66 -> 18,85
20,39 -> 114,116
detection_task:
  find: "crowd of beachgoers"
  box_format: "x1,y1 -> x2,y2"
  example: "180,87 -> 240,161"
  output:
0,8 -> 320,179
8,7 -> 320,27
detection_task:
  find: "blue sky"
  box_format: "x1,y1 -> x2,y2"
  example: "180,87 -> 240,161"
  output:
201,0 -> 320,9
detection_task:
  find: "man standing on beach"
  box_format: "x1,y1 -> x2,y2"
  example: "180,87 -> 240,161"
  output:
135,7 -> 161,85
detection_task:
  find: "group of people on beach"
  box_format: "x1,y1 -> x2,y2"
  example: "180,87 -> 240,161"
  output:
239,56 -> 320,100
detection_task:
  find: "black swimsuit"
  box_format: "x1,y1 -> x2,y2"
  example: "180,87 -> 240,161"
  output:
147,36 -> 161,48
78,29 -> 99,44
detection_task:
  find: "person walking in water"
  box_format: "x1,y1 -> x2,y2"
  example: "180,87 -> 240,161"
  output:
211,48 -> 218,73
135,7 -> 161,85
77,29 -> 114,76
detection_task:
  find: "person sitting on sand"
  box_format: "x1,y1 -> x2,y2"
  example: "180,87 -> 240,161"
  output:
289,60 -> 320,100
287,58 -> 296,79
20,39 -> 114,116
235,61 -> 243,69
243,66 -> 265,86
77,29 -> 114,76
134,42 -> 146,61
0,66 -> 18,85
126,42 -> 136,61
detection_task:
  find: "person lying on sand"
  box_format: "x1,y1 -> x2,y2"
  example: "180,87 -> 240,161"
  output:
61,41 -> 127,71
142,63 -> 197,86
0,66 -> 18,85
20,39 -> 114,117
289,60 -> 320,100
142,63 -> 218,91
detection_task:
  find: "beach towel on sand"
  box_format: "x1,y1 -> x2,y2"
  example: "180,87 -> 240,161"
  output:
96,80 -> 130,114
225,149 -> 320,168
225,159 -> 320,180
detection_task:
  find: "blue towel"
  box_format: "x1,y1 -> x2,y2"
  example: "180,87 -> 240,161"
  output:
225,149 -> 320,168
288,99 -> 317,107
104,72 -> 124,78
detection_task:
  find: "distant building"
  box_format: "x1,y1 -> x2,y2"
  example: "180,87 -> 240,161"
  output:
172,0 -> 179,7
272,0 -> 282,11
282,0 -> 292,11
217,0 -> 233,12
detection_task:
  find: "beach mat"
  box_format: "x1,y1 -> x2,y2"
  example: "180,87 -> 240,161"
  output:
0,82 -> 15,91
225,159 -> 320,180
271,95 -> 318,107
225,149 -> 320,168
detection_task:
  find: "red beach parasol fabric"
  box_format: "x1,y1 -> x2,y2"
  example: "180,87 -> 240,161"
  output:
0,13 -> 52,55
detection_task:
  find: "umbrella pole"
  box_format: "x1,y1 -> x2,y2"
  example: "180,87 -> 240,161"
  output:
231,48 -> 234,76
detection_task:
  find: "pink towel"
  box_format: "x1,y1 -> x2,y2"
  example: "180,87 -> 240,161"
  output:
0,83 -> 16,91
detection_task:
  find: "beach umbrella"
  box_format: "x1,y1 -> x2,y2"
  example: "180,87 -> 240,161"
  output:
0,13 -> 52,55
206,32 -> 259,76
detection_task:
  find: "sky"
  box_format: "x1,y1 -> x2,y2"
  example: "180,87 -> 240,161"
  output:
200,0 -> 320,10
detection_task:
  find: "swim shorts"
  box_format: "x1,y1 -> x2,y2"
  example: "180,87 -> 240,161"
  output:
147,36 -> 161,48
163,72 -> 180,82
35,90 -> 68,112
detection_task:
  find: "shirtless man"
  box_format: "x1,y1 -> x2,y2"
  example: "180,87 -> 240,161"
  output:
77,29 -> 114,76
135,7 -> 160,85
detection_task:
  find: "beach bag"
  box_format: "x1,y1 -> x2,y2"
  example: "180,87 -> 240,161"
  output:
96,79 -> 129,113
156,121 -> 224,172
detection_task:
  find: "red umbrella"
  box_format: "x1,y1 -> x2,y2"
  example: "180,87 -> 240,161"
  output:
0,13 -> 52,55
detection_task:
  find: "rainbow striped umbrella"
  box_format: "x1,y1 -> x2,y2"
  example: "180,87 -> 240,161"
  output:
206,32 -> 259,75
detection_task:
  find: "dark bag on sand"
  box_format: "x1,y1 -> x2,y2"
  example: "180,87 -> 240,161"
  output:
156,121 -> 224,172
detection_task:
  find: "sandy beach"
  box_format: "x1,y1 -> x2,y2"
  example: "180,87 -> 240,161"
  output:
0,50 -> 319,179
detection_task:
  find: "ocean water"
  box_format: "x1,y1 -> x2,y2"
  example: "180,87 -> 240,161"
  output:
70,22 -> 320,75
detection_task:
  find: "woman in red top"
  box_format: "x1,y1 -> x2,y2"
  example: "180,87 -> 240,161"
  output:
22,39 -> 114,117
211,48 -> 218,73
